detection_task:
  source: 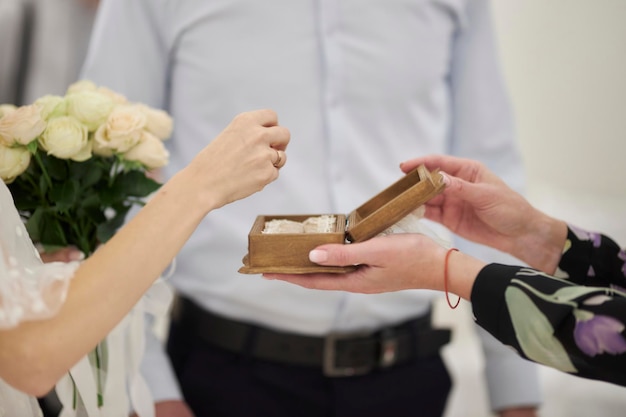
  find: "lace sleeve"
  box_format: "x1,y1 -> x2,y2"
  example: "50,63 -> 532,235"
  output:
0,182 -> 79,329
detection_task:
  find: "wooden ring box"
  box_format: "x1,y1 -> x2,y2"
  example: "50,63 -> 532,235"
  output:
238,165 -> 446,274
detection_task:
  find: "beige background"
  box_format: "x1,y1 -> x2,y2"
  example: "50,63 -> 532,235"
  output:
440,1 -> 626,416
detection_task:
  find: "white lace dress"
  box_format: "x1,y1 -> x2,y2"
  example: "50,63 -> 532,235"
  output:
0,181 -> 79,416
0,181 -> 170,417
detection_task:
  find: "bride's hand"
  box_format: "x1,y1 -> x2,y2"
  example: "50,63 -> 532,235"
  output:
181,109 -> 290,212
39,247 -> 84,263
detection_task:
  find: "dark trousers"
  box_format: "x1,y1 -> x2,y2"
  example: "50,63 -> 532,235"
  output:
167,317 -> 452,417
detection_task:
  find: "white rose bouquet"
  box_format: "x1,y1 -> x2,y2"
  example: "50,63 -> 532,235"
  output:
0,80 -> 172,256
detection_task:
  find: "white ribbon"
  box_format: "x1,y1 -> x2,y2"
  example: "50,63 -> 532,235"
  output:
57,355 -> 99,417
55,279 -> 173,417
101,322 -> 128,416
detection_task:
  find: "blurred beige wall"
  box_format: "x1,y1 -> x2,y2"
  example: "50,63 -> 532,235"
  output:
492,0 -> 626,243
487,1 -> 626,415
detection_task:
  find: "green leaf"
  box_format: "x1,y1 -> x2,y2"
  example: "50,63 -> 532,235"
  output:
119,159 -> 145,172
99,186 -> 121,206
113,171 -> 161,198
81,165 -> 104,189
94,155 -> 116,173
48,179 -> 80,212
505,286 -> 577,373
40,154 -> 68,180
25,208 -> 68,247
69,159 -> 104,189
8,179 -> 40,212
68,159 -> 90,178
96,204 -> 132,243
78,194 -> 106,224
27,140 -> 38,154
39,175 -> 49,196
25,207 -> 45,241
100,171 -> 160,205
41,213 -> 68,247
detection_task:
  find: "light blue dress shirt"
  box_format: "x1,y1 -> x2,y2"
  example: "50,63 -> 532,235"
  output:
83,0 -> 541,411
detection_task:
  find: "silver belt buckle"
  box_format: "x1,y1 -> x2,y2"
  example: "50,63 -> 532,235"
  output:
323,331 -> 373,377
379,331 -> 399,368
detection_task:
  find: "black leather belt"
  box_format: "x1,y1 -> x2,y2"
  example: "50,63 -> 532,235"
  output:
172,296 -> 451,377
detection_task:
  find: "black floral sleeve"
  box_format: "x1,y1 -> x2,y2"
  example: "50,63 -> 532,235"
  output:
471,225 -> 626,386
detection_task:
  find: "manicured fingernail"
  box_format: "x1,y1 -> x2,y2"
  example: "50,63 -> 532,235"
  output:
309,249 -> 328,263
70,250 -> 85,261
440,171 -> 451,186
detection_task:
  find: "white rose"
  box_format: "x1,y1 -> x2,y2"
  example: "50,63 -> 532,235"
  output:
0,104 -> 17,118
92,131 -> 114,157
34,95 -> 67,120
69,139 -> 93,162
94,105 -> 146,153
124,131 -> 169,169
66,79 -> 98,95
137,104 -> 173,140
66,91 -> 115,132
39,116 -> 89,160
0,144 -> 31,183
97,86 -> 128,105
0,104 -> 46,146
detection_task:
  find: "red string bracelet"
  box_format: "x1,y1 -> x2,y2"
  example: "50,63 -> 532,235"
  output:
444,248 -> 461,309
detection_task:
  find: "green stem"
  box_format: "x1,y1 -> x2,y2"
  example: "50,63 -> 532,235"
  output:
32,152 -> 52,189
68,373 -> 78,409
70,219 -> 91,256
108,157 -> 119,187
20,171 -> 46,204
95,343 -> 103,407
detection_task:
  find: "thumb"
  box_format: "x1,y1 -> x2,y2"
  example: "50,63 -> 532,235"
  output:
309,243 -> 364,267
441,171 -> 487,206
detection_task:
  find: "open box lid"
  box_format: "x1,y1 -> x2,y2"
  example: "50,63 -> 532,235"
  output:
345,165 -> 445,242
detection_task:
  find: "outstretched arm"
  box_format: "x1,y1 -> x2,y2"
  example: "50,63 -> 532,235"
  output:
0,109 -> 289,396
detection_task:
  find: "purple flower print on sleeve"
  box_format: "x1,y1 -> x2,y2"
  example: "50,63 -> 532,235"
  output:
569,224 -> 602,248
573,311 -> 626,357
588,266 -> 595,278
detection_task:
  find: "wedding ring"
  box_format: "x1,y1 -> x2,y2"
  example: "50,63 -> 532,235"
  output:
273,149 -> 282,168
